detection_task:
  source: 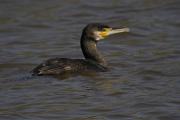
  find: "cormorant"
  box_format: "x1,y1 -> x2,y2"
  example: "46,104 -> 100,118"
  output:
32,23 -> 129,76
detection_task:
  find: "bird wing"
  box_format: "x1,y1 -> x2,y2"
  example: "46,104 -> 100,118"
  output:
32,58 -> 74,75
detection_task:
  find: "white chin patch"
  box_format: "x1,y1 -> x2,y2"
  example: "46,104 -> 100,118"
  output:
96,37 -> 101,41
94,31 -> 103,41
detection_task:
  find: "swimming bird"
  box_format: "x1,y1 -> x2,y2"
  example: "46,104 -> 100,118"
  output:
32,23 -> 129,76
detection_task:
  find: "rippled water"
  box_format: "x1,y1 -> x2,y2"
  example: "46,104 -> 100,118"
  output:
0,0 -> 180,120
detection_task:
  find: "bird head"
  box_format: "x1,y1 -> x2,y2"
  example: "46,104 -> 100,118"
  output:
82,23 -> 129,41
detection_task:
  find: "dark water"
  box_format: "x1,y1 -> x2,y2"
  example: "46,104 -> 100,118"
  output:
0,0 -> 180,120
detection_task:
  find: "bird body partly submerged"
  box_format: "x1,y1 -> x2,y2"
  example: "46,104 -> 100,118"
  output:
32,23 -> 129,76
32,58 -> 108,75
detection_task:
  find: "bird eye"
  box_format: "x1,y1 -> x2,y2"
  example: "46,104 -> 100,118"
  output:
98,25 -> 110,31
98,26 -> 104,31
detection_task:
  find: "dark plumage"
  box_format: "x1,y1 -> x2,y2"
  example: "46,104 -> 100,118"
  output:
32,23 -> 129,76
32,58 -> 108,75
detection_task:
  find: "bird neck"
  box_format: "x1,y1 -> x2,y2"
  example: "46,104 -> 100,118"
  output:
80,35 -> 107,67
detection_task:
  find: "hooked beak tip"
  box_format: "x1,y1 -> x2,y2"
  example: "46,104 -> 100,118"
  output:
122,28 -> 130,32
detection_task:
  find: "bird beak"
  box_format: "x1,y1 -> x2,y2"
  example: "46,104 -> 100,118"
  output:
99,28 -> 130,38
108,28 -> 130,35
